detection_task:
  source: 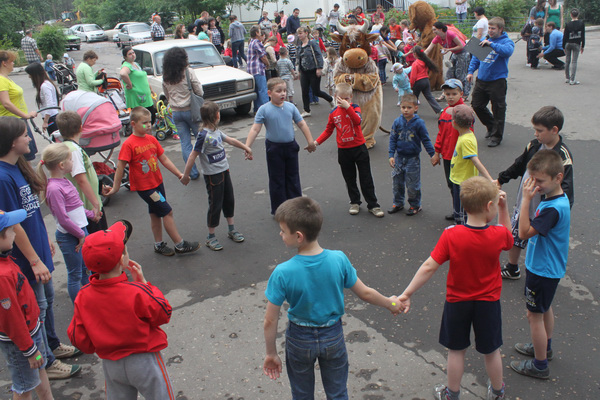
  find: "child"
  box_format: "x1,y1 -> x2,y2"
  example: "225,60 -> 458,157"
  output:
409,46 -> 442,114
509,150 -> 570,380
44,54 -> 56,81
328,4 -> 341,33
107,107 -> 200,256
264,36 -> 278,80
262,197 -> 400,398
391,62 -> 412,106
181,101 -> 252,251
55,111 -> 109,233
404,36 -> 416,66
314,83 -> 384,217
0,208 -> 53,400
63,53 -> 75,71
311,28 -> 327,53
400,19 -> 413,43
388,93 -> 436,216
245,78 -> 317,215
432,79 -> 467,221
398,176 -> 513,400
276,47 -> 297,103
286,35 -> 297,66
449,104 -> 492,224
370,15 -> 383,33
493,106 -> 573,280
375,40 -> 390,84
322,47 -> 339,97
68,220 -> 175,398
37,143 -> 95,303
528,33 -> 542,68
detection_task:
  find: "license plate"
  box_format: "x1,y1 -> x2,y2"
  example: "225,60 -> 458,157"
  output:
218,101 -> 236,110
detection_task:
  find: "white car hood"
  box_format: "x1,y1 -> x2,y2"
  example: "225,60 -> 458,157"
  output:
153,65 -> 253,85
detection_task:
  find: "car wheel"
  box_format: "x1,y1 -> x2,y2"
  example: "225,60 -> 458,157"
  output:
116,40 -> 121,48
98,175 -> 113,207
76,45 -> 80,50
234,102 -> 252,116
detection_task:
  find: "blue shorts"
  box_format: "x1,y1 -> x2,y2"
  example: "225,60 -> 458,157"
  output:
0,327 -> 47,394
525,269 -> 560,313
136,183 -> 172,217
439,300 -> 502,354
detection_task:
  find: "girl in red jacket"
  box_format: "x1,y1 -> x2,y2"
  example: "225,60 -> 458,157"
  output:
409,46 -> 442,114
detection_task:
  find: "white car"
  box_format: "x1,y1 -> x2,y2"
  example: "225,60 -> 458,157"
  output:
133,39 -> 256,115
71,24 -> 107,42
106,22 -> 139,40
116,23 -> 152,48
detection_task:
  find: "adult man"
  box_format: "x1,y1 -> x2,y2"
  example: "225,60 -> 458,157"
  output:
21,30 -> 42,64
274,11 -> 281,27
287,8 -> 301,37
247,26 -> 269,113
151,16 -> 165,41
259,11 -> 272,35
467,17 -> 514,148
540,21 -> 565,70
229,15 -> 247,68
278,11 -> 288,36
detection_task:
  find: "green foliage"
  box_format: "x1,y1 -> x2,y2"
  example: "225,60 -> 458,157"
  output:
485,0 -> 527,21
0,35 -> 14,50
0,2 -> 38,47
35,24 -> 67,61
385,8 -> 409,24
565,0 -> 600,24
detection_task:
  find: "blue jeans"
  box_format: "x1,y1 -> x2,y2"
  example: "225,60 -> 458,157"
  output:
456,12 -> 467,22
392,155 -> 421,208
55,228 -> 89,303
172,110 -> 200,179
286,319 -> 348,399
30,280 -> 57,367
253,74 -> 269,113
378,59 -> 387,83
0,328 -> 46,394
452,182 -> 466,225
232,40 -> 246,68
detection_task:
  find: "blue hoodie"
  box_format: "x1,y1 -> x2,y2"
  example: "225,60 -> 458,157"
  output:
389,114 -> 435,158
468,31 -> 514,81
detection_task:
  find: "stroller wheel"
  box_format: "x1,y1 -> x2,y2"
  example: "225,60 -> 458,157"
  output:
121,123 -> 132,137
98,175 -> 114,207
155,129 -> 167,141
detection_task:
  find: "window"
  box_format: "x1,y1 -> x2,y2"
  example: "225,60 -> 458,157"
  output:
135,51 -> 154,74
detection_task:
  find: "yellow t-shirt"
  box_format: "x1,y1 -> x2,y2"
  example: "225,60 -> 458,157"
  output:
0,75 -> 27,117
449,132 -> 478,184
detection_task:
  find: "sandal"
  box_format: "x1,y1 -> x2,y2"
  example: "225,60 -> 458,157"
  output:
205,237 -> 223,251
227,230 -> 245,243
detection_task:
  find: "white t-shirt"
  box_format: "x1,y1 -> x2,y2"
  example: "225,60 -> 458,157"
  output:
473,17 -> 489,39
456,0 -> 468,14
40,81 -> 59,117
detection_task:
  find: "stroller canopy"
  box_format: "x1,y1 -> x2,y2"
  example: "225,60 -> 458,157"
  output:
61,90 -> 122,137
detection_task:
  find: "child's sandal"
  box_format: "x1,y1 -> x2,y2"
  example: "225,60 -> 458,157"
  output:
206,237 -> 223,251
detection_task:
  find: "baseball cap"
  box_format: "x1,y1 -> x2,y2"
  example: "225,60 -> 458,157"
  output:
0,209 -> 27,231
452,104 -> 475,124
83,220 -> 133,273
287,34 -> 295,43
63,53 -> 69,58
441,78 -> 463,91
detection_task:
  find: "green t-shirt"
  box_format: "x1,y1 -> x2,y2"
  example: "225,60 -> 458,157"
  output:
122,61 -> 153,108
64,140 -> 101,211
450,132 -> 479,184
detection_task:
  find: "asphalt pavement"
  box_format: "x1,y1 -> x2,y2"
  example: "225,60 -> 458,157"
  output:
2,31 -> 599,399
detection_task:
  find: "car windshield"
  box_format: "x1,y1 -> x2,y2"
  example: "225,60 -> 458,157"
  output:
155,45 -> 224,75
84,25 -> 102,32
63,29 -> 75,35
129,24 -> 150,33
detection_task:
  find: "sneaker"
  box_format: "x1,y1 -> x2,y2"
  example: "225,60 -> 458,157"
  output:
485,131 -> 492,139
500,265 -> 521,280
487,140 -> 501,148
565,79 -> 571,83
510,359 -> 550,379
46,360 -> 82,380
515,342 -> 554,360
486,382 -> 505,400
205,237 -> 223,251
52,343 -> 83,359
348,204 -> 360,215
387,205 -> 404,214
329,99 -> 336,108
154,241 -> 175,256
445,214 -> 455,221
570,80 -> 580,85
368,207 -> 385,218
405,206 -> 422,216
175,240 -> 201,254
433,384 -> 450,400
300,111 -> 311,118
526,63 -> 531,67
227,230 -> 245,243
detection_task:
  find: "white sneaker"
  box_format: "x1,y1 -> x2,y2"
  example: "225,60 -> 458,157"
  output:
52,343 -> 82,359
570,80 -> 580,85
348,204 -> 360,215
329,100 -> 336,108
300,111 -> 311,118
565,79 -> 570,83
46,360 -> 82,380
369,207 -> 385,218
526,63 -> 531,67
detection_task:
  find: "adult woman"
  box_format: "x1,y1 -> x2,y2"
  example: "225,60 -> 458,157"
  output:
296,27 -> 334,117
348,7 -> 366,25
268,23 -> 285,55
119,46 -> 156,124
472,6 -> 488,41
0,51 -> 38,161
76,50 -> 104,92
174,24 -> 186,39
371,4 -> 385,25
530,0 -> 547,21
25,62 -> 59,135
162,47 -> 203,180
544,0 -> 563,45
315,8 -> 329,34
208,18 -> 225,53
426,21 -> 469,98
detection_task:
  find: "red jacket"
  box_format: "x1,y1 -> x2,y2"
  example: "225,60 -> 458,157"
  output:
0,255 -> 41,357
370,46 -> 379,62
404,44 -> 416,65
409,59 -> 429,87
316,104 -> 365,149
436,98 -> 467,160
68,272 -> 171,361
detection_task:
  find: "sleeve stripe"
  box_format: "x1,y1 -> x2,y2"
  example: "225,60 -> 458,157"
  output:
124,282 -> 172,317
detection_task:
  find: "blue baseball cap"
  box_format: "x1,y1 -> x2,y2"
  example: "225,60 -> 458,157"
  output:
441,78 -> 463,91
0,209 -> 27,231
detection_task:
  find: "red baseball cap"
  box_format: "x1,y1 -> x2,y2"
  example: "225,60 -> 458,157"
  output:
83,220 -> 133,273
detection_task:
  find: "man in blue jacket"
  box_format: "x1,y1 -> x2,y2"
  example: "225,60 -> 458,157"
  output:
540,21 -> 565,70
467,17 -> 514,148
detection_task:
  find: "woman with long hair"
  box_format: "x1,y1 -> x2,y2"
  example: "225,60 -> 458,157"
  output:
25,62 -> 60,135
427,21 -> 469,99
174,24 -> 186,39
409,46 -> 443,114
162,47 -> 203,180
208,17 -> 225,53
0,51 -> 38,161
119,46 -> 156,123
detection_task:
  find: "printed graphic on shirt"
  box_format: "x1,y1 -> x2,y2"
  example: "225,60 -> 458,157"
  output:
19,185 -> 41,217
333,115 -> 356,143
139,157 -> 159,174
0,298 -> 11,310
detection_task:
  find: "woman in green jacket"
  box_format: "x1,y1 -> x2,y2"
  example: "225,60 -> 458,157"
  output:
76,50 -> 104,92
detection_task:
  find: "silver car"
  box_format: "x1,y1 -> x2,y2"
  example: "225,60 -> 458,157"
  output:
71,24 -> 107,42
116,23 -> 152,48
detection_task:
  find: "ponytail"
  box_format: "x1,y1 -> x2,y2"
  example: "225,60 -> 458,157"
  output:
412,45 -> 439,73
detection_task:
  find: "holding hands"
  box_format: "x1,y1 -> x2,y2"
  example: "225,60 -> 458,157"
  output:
431,153 -> 440,166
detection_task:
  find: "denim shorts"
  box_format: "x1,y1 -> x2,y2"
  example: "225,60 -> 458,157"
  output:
525,269 -> 560,313
136,183 -> 172,217
0,327 -> 46,394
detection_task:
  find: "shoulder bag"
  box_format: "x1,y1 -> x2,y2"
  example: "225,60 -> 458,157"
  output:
185,68 -> 204,123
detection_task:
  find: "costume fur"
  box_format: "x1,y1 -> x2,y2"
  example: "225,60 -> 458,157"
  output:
409,0 -> 444,90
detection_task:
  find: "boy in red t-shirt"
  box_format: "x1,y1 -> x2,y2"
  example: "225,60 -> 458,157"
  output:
313,83 -> 384,217
398,177 -> 513,400
107,107 -> 200,256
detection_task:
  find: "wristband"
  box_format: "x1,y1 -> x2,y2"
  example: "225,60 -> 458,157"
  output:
36,354 -> 42,360
30,258 -> 40,267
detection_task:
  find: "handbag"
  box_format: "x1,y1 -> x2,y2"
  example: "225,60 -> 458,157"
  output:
185,68 -> 204,123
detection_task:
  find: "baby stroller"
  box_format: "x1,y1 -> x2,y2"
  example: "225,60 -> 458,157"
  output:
154,99 -> 179,141
97,77 -> 132,137
51,63 -> 78,96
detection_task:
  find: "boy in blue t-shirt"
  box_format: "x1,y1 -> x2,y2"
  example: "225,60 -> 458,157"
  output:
262,197 -> 401,398
510,150 -> 570,380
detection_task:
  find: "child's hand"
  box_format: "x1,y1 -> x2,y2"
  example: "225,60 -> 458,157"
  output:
245,150 -> 253,160
126,260 -> 147,284
305,142 -> 317,153
180,175 -> 190,186
389,157 -> 395,168
75,237 -> 85,252
395,88 -> 399,92
498,190 -> 508,208
388,296 -> 402,315
28,351 -> 43,369
92,208 -> 102,222
106,186 -> 119,197
263,354 -> 282,380
398,293 -> 411,313
431,153 -> 440,166
492,179 -> 502,190
101,185 -> 112,196
336,96 -> 350,109
522,177 -> 539,201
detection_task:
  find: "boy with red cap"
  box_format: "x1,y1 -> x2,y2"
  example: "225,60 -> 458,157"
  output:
67,220 -> 174,399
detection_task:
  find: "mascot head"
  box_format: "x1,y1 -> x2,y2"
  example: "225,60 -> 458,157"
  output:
331,22 -> 380,69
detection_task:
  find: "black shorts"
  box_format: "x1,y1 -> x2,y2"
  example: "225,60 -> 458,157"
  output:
439,300 -> 502,354
510,206 -> 528,249
525,269 -> 560,313
137,183 -> 172,217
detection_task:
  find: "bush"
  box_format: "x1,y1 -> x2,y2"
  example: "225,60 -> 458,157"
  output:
565,0 -> 600,24
35,24 -> 67,61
